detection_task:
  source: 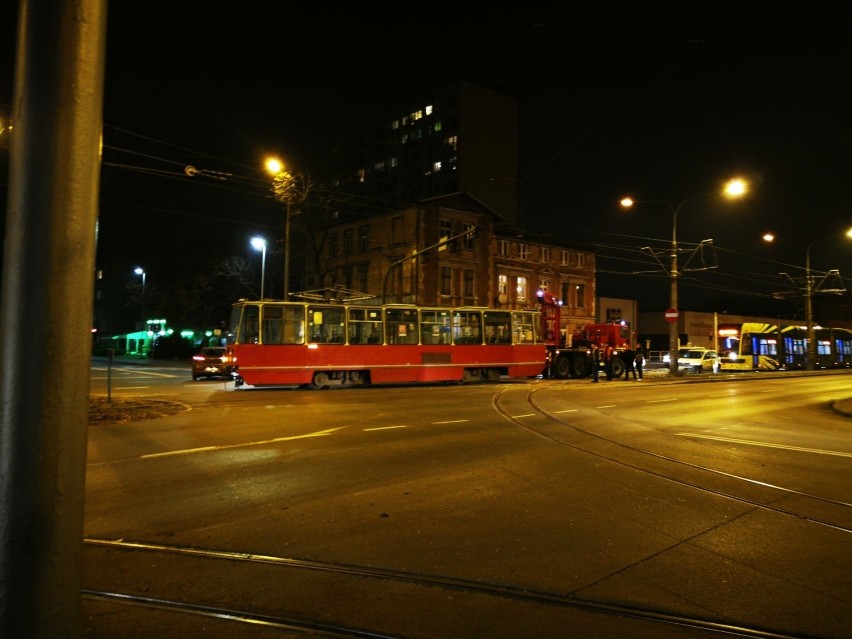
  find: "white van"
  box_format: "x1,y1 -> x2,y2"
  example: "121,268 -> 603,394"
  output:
677,348 -> 719,373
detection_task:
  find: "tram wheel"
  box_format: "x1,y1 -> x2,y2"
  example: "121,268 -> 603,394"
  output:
310,372 -> 330,389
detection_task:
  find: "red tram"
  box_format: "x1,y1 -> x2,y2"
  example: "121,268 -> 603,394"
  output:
224,299 -> 558,388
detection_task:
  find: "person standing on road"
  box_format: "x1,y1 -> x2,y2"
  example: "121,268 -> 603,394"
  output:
590,344 -> 601,382
622,345 -> 635,380
634,344 -> 646,380
603,342 -> 614,380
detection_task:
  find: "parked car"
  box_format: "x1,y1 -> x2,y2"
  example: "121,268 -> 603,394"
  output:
677,348 -> 719,373
662,348 -> 692,364
191,346 -> 230,380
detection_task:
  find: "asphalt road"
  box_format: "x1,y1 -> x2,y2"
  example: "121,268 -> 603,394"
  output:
78,361 -> 852,638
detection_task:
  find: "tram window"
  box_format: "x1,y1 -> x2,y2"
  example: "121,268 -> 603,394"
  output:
385,308 -> 418,345
308,305 -> 345,344
348,307 -> 383,344
260,305 -> 305,345
420,309 -> 451,344
511,312 -> 535,344
483,311 -> 511,344
241,305 -> 260,344
453,311 -> 482,345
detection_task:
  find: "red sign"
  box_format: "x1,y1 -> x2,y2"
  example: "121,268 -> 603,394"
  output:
664,307 -> 678,323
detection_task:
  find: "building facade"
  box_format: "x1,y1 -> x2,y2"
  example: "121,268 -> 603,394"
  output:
318,196 -> 597,336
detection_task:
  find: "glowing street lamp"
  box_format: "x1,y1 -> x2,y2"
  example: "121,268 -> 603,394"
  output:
133,266 -> 146,322
762,227 -> 852,370
250,236 -> 267,300
620,178 -> 748,375
264,157 -> 294,299
133,267 -> 148,357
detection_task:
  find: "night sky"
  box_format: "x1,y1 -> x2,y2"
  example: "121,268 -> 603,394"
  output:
2,2 -> 852,313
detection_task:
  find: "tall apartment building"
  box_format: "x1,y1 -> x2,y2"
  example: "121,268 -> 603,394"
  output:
329,81 -> 519,226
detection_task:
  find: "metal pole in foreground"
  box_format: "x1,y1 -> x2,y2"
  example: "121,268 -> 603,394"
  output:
0,2 -> 108,636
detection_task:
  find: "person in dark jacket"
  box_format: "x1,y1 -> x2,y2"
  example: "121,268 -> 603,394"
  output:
622,346 -> 635,380
634,344 -> 646,379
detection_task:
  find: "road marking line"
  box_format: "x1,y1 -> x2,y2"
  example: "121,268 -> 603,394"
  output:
139,427 -> 345,459
677,433 -> 852,457
647,398 -> 678,403
364,425 -> 407,431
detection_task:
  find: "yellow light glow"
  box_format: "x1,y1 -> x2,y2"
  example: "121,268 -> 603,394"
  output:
264,157 -> 284,175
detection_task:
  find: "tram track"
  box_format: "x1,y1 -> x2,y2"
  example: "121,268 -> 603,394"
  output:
491,384 -> 852,534
82,374 -> 852,638
81,537 -> 803,639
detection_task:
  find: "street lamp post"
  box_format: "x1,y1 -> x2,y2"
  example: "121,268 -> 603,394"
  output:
621,179 -> 748,375
133,267 -> 147,357
763,228 -> 852,371
250,236 -> 267,300
264,157 -> 296,299
284,201 -> 291,298
805,240 -> 816,370
133,266 -> 146,324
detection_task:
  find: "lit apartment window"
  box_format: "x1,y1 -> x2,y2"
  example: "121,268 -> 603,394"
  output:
447,135 -> 457,150
516,277 -> 527,302
389,157 -> 398,168
463,269 -> 474,297
540,247 -> 550,263
425,105 -> 433,115
374,160 -> 385,171
433,160 -> 442,172
433,121 -> 442,132
576,283 -> 585,307
359,225 -> 369,252
392,120 -> 399,130
498,240 -> 509,257
412,110 -> 423,121
358,168 -> 365,183
498,274 -> 508,296
343,229 -> 353,256
518,244 -> 530,260
560,250 -> 569,266
401,133 -> 409,144
440,267 -> 452,295
539,278 -> 549,292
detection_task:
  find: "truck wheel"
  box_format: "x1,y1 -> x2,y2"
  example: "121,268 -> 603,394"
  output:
611,357 -> 625,378
553,355 -> 572,379
569,356 -> 588,379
